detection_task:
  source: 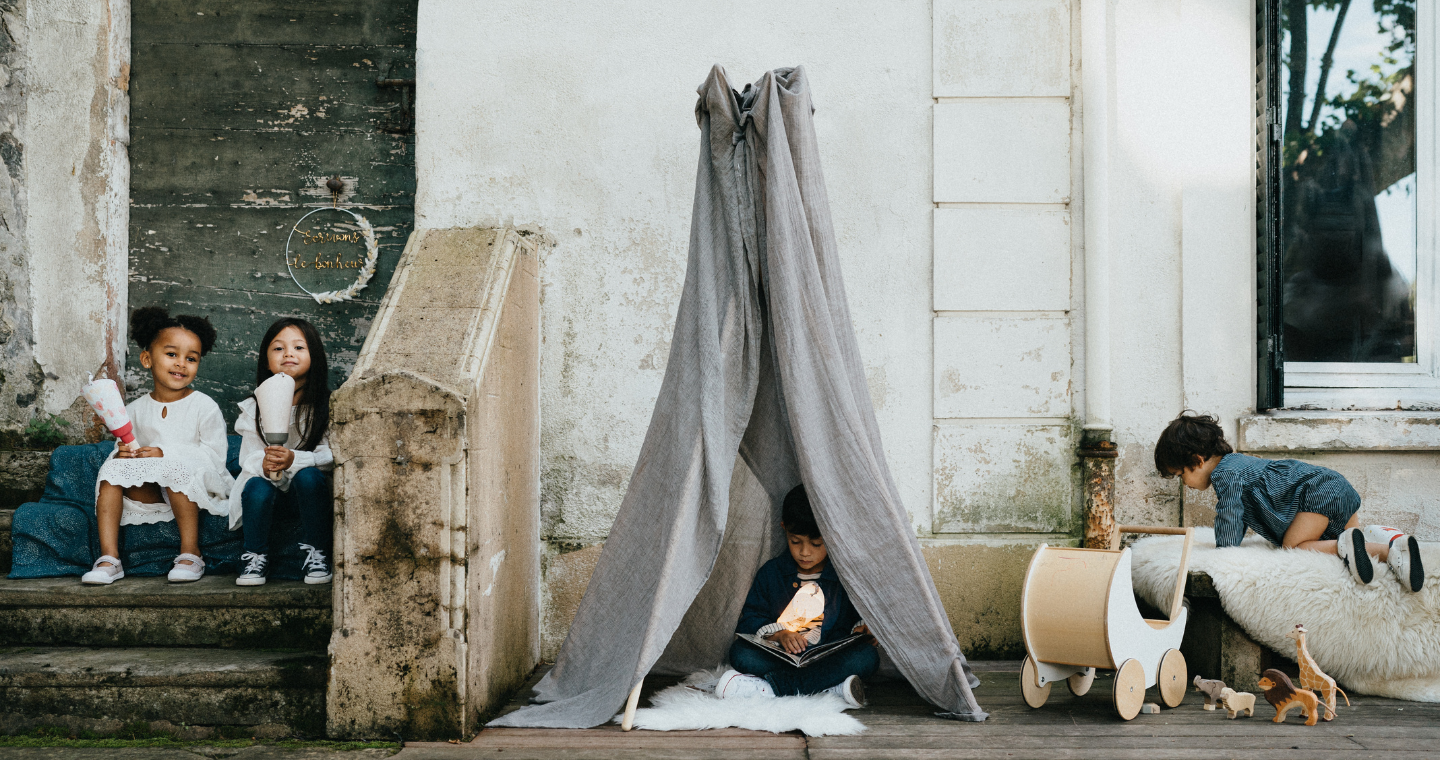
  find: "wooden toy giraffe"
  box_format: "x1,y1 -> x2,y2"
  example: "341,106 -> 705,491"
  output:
1286,624 -> 1349,720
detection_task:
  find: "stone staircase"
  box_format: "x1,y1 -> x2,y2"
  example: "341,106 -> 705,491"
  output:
0,518 -> 331,738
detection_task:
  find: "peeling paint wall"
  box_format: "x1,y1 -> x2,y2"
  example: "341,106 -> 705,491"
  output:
24,0 -> 128,419
416,0 -> 936,546
0,0 -> 128,509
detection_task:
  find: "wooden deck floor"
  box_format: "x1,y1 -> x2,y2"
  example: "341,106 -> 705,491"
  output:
398,661 -> 1440,759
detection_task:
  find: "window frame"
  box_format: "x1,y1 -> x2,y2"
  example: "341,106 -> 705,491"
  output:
1262,0 -> 1437,410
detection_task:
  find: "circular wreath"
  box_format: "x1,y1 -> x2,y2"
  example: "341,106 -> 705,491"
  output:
285,207 -> 381,304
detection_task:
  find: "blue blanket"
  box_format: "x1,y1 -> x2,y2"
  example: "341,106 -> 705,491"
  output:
8,437 -> 311,579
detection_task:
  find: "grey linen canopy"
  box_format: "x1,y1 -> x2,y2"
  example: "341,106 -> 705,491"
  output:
492,65 -> 987,728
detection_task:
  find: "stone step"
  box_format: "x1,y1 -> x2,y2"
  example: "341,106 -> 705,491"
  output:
0,646 -> 326,736
0,508 -> 12,575
0,575 -> 331,649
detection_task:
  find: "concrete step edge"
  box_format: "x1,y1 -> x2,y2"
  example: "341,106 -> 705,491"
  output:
0,646 -> 328,688
0,575 -> 331,608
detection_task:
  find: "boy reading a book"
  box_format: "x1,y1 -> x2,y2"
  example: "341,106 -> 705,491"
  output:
716,485 -> 878,708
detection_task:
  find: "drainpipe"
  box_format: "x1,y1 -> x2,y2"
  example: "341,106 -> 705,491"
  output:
1079,0 -> 1115,549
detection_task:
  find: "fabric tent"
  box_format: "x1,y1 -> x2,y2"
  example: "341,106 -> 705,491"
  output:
493,65 -> 987,728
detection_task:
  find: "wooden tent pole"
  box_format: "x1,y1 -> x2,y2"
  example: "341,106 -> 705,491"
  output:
620,679 -> 644,731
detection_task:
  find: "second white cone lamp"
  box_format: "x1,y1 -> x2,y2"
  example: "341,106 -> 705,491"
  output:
254,371 -> 296,445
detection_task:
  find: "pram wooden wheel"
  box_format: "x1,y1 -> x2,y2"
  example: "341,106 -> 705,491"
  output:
1113,658 -> 1145,720
1157,648 -> 1186,708
1067,668 -> 1096,697
1020,655 -> 1052,708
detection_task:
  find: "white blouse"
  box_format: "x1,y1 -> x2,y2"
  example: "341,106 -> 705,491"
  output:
228,397 -> 334,529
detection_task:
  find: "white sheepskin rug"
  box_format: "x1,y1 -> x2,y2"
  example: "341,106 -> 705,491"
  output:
1130,528 -> 1440,702
611,667 -> 865,736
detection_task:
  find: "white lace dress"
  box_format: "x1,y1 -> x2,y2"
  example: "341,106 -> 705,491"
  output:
94,391 -> 234,526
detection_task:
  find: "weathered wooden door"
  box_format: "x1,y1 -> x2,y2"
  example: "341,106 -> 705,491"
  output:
128,1 -> 417,418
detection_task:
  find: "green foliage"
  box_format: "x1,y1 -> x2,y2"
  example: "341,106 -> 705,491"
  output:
22,413 -> 71,448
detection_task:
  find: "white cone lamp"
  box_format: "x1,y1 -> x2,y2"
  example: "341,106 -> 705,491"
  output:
81,377 -> 135,447
254,372 -> 295,480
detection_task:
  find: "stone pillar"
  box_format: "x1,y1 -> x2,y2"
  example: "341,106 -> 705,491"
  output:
328,227 -> 541,740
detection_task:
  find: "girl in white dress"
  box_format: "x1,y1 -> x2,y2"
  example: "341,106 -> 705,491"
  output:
230,318 -> 334,586
81,307 -> 233,585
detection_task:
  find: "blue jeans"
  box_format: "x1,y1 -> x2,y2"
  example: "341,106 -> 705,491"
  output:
240,468 -> 332,555
727,636 -> 879,696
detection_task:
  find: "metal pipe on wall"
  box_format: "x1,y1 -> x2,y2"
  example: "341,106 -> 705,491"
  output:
1079,0 -> 1116,547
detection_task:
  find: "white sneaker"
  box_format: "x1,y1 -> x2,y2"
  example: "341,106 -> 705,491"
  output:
81,555 -> 124,585
822,675 -> 867,710
716,669 -> 775,699
1336,528 -> 1374,585
167,553 -> 205,583
236,552 -> 268,586
1387,534 -> 1425,593
299,543 -> 333,584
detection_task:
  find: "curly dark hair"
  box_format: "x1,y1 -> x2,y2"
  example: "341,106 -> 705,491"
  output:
1154,412 -> 1233,476
130,305 -> 217,355
253,317 -> 330,452
782,484 -> 821,539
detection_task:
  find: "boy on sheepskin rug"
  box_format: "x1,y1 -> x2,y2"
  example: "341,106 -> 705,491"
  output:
716,485 -> 878,709
1156,413 -> 1424,592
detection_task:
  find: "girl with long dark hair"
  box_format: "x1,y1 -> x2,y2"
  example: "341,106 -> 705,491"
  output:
228,318 -> 334,585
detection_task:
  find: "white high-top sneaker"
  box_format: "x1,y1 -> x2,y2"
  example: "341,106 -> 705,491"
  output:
1336,528 -> 1374,585
1364,526 -> 1425,593
822,675 -> 867,710
716,669 -> 775,699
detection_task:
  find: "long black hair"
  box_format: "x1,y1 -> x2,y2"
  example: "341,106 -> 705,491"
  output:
132,306 -> 217,355
254,317 -> 330,452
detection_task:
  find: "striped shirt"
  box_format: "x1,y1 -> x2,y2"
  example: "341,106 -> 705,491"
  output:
1209,453 -> 1361,548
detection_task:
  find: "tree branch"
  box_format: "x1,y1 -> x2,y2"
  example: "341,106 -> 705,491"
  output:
1307,0 -> 1353,134
1285,0 -> 1310,137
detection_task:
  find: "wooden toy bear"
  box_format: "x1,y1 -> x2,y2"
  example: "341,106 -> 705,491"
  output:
1218,687 -> 1255,719
1258,669 -> 1334,726
1287,624 -> 1349,720
1193,675 -> 1227,710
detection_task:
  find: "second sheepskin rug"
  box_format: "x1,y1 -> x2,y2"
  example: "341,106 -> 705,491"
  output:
1130,528 -> 1440,702
612,667 -> 865,736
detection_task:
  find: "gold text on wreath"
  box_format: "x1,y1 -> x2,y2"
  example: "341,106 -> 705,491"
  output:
298,228 -> 365,244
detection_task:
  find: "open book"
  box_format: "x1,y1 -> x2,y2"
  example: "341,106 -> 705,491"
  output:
736,632 -> 866,668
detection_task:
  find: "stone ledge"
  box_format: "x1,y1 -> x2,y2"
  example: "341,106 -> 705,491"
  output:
0,647 -> 327,689
1238,411 -> 1440,452
0,575 -> 331,608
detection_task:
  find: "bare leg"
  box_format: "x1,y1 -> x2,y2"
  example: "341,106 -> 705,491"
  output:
166,488 -> 202,561
1282,514 -> 1389,562
97,482 -> 164,563
95,482 -> 124,560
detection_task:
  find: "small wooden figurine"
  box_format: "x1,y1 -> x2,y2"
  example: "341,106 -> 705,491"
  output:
1258,669 -> 1334,726
1218,687 -> 1255,719
1193,675 -> 1227,710
1287,624 -> 1349,720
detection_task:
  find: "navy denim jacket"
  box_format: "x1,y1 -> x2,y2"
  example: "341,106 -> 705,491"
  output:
734,553 -> 862,644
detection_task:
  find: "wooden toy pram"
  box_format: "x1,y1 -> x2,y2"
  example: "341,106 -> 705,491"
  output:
1019,525 -> 1194,720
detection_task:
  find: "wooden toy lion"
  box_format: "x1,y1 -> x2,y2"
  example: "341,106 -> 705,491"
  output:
1258,669 -> 1334,726
1193,675 -> 1227,710
1218,687 -> 1255,719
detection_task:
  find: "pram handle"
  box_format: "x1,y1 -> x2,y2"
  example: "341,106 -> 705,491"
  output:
1115,525 -> 1194,622
1117,525 -> 1189,536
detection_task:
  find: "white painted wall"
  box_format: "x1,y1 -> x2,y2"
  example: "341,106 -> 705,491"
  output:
24,0 -> 129,415
415,0 -> 936,540
414,0 -> 1440,560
